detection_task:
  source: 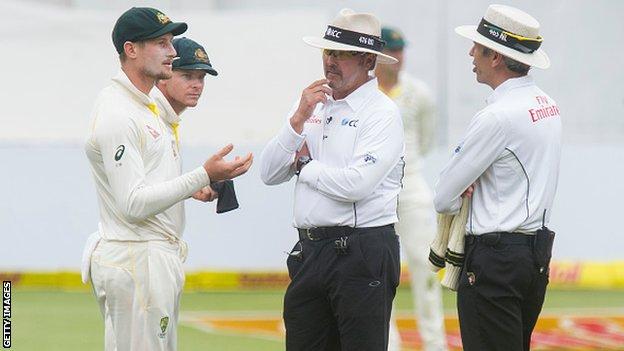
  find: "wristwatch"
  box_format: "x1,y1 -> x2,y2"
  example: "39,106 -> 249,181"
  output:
295,155 -> 312,175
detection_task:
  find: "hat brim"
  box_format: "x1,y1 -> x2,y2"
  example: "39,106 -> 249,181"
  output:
455,25 -> 550,69
143,22 -> 188,41
174,63 -> 218,76
302,36 -> 398,64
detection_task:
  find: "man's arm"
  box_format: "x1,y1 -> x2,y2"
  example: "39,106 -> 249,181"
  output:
297,109 -> 404,202
433,112 -> 507,214
260,121 -> 306,185
98,113 -> 210,223
260,79 -> 331,185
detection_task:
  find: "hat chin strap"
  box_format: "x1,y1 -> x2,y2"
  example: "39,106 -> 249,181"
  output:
323,25 -> 385,52
476,18 -> 542,54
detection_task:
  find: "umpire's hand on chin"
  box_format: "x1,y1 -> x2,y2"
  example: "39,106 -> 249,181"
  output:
192,186 -> 218,202
203,143 -> 253,181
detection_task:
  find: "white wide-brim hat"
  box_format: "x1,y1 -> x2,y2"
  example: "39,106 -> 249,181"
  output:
455,4 -> 550,69
303,8 -> 398,64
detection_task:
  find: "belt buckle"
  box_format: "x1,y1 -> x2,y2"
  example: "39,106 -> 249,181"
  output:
305,229 -> 317,241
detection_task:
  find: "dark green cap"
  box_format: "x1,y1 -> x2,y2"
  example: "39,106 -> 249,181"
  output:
381,27 -> 406,50
172,37 -> 218,76
112,7 -> 188,54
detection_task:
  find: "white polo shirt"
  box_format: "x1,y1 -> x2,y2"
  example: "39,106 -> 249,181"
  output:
261,78 -> 405,229
85,71 -> 210,241
434,75 -> 562,234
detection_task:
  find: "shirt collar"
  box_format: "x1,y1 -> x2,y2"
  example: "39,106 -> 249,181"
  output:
330,77 -> 378,111
486,75 -> 535,105
111,70 -> 156,107
151,88 -> 182,125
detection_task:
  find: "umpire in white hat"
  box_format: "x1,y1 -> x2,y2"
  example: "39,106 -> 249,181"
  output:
434,4 -> 561,350
260,8 -> 405,350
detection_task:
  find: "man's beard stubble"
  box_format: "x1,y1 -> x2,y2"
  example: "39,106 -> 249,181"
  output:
143,65 -> 172,81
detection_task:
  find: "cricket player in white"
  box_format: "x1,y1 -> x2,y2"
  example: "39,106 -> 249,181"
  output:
376,27 -> 448,351
153,36 -> 222,205
84,8 -> 252,351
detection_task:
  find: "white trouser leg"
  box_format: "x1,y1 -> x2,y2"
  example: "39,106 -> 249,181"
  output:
92,282 -> 117,351
91,240 -> 185,351
395,175 -> 448,351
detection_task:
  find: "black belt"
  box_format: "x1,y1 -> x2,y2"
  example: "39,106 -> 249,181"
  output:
297,224 -> 393,241
465,232 -> 535,246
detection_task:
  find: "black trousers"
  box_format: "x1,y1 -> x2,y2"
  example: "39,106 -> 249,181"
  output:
283,225 -> 400,351
457,233 -> 549,351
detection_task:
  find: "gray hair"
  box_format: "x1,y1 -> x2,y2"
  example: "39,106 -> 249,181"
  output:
482,47 -> 530,75
357,53 -> 377,71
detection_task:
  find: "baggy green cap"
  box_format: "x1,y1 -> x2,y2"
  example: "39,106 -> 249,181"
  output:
112,7 -> 187,54
381,27 -> 406,50
172,37 -> 218,76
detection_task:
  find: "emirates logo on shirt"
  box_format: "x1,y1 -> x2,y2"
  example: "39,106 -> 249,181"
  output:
305,116 -> 322,124
529,96 -> 560,123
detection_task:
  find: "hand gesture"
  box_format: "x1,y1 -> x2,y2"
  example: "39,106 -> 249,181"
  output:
203,144 -> 253,182
290,79 -> 332,134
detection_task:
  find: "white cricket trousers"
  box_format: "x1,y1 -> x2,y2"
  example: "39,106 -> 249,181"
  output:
90,239 -> 185,351
389,173 -> 448,351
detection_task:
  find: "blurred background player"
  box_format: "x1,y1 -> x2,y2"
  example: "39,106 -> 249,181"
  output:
376,26 -> 448,351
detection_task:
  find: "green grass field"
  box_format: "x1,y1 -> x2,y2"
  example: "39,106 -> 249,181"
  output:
10,288 -> 624,350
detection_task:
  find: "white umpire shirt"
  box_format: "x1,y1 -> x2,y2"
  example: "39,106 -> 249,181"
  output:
434,75 -> 562,234
85,71 -> 210,241
261,78 -> 405,229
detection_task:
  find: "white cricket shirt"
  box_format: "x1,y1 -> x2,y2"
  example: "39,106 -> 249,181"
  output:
85,71 -> 210,241
434,76 -> 562,234
383,72 -> 436,175
261,78 -> 405,229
